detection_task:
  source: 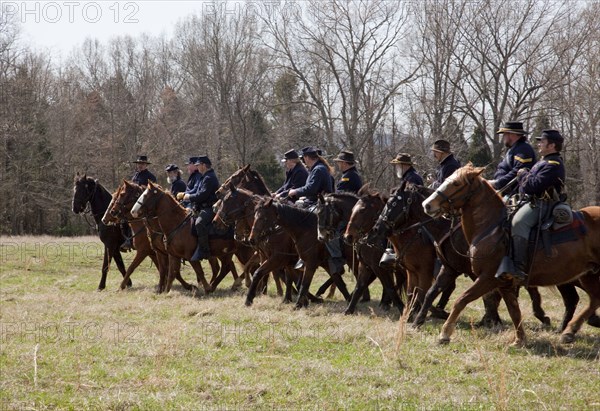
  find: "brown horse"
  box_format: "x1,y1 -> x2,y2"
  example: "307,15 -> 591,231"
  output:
249,198 -> 352,308
422,164 -> 600,345
131,182 -> 239,294
317,190 -> 405,314
102,181 -> 218,293
72,174 -> 131,291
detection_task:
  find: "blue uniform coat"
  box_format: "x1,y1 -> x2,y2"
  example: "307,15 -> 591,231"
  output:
517,153 -> 565,198
401,167 -> 424,186
132,169 -> 157,187
433,154 -> 461,188
170,177 -> 187,197
276,162 -> 309,195
336,166 -> 362,193
293,160 -> 333,201
493,138 -> 536,194
188,169 -> 220,210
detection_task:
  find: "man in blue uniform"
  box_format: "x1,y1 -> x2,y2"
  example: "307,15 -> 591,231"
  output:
182,156 -> 220,261
497,130 -> 566,284
489,121 -> 536,195
275,149 -> 309,199
121,155 -> 157,251
390,153 -> 424,186
333,150 -> 362,193
165,164 -> 187,197
131,155 -> 157,187
430,140 -> 461,189
177,157 -> 202,209
288,147 -> 333,205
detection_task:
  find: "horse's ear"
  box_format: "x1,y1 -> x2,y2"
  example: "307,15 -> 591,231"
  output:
358,183 -> 371,197
242,164 -> 251,172
475,166 -> 486,176
318,193 -> 325,203
83,173 -> 87,180
265,197 -> 273,207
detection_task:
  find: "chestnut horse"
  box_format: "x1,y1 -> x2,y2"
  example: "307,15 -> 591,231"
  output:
423,164 -> 600,345
72,174 -> 131,290
131,182 -> 239,294
102,181 -> 219,293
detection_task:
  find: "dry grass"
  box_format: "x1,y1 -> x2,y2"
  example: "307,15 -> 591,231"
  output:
0,237 -> 599,410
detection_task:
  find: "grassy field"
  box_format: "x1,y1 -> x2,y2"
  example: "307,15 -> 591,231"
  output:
0,236 -> 598,410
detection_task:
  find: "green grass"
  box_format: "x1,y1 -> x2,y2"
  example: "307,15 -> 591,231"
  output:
0,236 -> 598,410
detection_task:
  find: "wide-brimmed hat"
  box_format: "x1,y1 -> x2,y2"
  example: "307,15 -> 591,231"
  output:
132,155 -> 151,164
333,150 -> 355,164
299,146 -> 319,157
165,164 -> 179,172
184,156 -> 199,165
430,140 -> 451,154
194,156 -> 212,166
535,129 -> 563,144
390,153 -> 413,165
281,149 -> 299,162
496,121 -> 529,135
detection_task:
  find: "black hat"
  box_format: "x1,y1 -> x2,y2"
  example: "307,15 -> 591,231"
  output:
536,129 -> 563,144
333,150 -> 355,164
390,153 -> 413,165
195,156 -> 212,166
281,149 -> 299,162
496,121 -> 529,135
165,164 -> 179,172
299,146 -> 319,157
184,156 -> 199,165
430,140 -> 452,153
132,155 -> 151,164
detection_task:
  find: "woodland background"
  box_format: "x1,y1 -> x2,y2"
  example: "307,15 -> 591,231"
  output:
1,0 -> 599,235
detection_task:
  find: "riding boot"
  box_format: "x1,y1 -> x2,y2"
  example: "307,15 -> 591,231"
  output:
510,236 -> 529,284
328,257 -> 345,276
379,248 -> 396,268
120,223 -> 133,252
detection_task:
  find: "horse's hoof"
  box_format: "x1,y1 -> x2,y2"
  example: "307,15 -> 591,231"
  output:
97,287 -> 105,292
587,314 -> 600,328
429,307 -> 450,320
560,333 -> 575,344
510,339 -> 525,348
281,298 -> 292,304
541,316 -> 552,327
379,304 -> 391,312
244,299 -> 253,307
438,336 -> 450,345
476,317 -> 503,329
412,318 -> 425,328
312,297 -> 323,305
344,309 -> 355,316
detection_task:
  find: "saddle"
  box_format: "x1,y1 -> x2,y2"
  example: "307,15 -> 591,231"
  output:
528,202 -> 586,257
190,219 -> 234,240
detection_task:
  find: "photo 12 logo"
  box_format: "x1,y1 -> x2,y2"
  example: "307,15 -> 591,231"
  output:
1,1 -> 140,24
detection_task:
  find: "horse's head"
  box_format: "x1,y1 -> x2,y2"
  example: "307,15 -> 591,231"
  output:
72,173 -> 97,214
422,163 -> 486,218
103,180 -> 143,225
131,181 -> 164,218
218,164 -> 252,199
248,197 -> 277,246
213,183 -> 256,230
344,189 -> 388,245
316,193 -> 358,242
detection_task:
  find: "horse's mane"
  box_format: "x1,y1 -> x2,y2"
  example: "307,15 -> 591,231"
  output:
273,202 -> 316,225
326,192 -> 359,202
453,163 -> 502,201
247,169 -> 270,193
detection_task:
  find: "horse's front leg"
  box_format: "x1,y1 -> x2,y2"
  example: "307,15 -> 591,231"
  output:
498,286 -> 526,346
439,275 -> 500,344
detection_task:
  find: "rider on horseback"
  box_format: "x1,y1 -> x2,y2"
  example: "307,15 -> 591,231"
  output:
177,157 -> 201,209
333,150 -> 362,193
489,121 -> 537,195
390,153 -> 424,186
181,156 -> 220,262
274,149 -> 309,199
121,155 -> 157,252
498,129 -> 566,284
165,164 -> 187,197
288,147 -> 334,206
430,140 -> 461,189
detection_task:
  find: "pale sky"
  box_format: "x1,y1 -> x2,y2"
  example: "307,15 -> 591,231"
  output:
6,1 -> 226,58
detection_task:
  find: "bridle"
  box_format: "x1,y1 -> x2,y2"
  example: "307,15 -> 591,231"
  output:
317,198 -> 340,238
214,190 -> 256,227
431,175 -> 482,218
134,188 -> 165,218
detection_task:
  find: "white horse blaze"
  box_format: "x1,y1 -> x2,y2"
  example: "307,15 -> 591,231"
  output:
130,187 -> 150,217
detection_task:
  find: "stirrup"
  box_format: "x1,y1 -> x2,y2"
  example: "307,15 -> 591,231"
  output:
294,259 -> 305,270
379,249 -> 396,268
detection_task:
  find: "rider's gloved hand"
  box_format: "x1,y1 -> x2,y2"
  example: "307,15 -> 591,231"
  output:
176,192 -> 185,201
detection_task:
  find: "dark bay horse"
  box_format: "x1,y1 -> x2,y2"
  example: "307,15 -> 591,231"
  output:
422,164 -> 600,345
376,183 -> 573,330
316,191 -> 405,314
131,182 -> 239,293
249,198 -> 352,308
102,181 -> 214,293
72,174 -> 131,291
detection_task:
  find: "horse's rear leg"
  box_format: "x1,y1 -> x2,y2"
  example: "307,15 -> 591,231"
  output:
478,290 -> 503,327
207,257 -> 220,285
345,264 -> 373,315
209,256 -> 235,290
526,286 -> 551,327
557,283 -> 579,332
561,273 -> 600,343
98,246 -> 110,291
498,287 -> 526,346
316,278 -> 334,297
119,250 -> 148,290
113,249 -> 131,287
246,257 -> 281,306
439,276 -> 501,344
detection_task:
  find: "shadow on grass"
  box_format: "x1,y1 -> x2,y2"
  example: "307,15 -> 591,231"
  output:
522,335 -> 600,360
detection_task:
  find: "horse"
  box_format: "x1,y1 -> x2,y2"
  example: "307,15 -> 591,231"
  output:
249,198 -> 352,308
102,181 -> 218,293
215,164 -> 285,294
422,164 -> 600,345
130,182 -> 239,294
316,190 -> 405,314
376,182 -> 578,331
72,173 -> 131,291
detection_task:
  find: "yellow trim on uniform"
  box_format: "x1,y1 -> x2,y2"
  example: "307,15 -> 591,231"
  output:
341,178 -> 350,182
514,156 -> 533,163
547,160 -> 560,165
